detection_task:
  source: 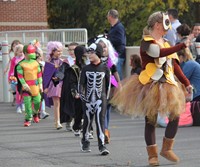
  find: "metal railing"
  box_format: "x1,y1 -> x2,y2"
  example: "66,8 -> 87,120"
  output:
0,28 -> 88,47
0,28 -> 88,60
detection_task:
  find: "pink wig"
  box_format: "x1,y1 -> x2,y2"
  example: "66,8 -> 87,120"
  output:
46,41 -> 63,61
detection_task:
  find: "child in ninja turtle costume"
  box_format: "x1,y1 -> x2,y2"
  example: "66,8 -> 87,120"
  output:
16,44 -> 43,127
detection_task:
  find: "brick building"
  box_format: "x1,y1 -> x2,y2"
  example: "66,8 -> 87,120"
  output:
0,0 -> 48,31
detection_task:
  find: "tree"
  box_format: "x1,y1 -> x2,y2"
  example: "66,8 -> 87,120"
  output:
47,0 -> 200,46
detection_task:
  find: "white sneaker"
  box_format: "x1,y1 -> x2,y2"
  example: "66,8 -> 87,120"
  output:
89,132 -> 94,139
21,103 -> 25,112
66,122 -> 72,131
99,145 -> 110,155
74,130 -> 81,137
40,111 -> 49,119
16,106 -> 22,114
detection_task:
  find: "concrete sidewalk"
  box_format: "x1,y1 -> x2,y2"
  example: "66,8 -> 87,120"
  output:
0,102 -> 200,167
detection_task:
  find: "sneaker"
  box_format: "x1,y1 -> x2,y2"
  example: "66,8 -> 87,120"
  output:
33,115 -> 40,123
99,145 -> 110,155
74,130 -> 81,137
21,103 -> 25,112
89,132 -> 94,139
24,120 -> 31,127
66,122 -> 72,131
80,140 -> 91,152
40,111 -> 49,119
16,106 -> 22,114
55,122 -> 63,130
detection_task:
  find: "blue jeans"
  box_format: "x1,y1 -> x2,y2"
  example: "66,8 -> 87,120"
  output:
117,57 -> 125,80
105,104 -> 111,129
40,99 -> 45,111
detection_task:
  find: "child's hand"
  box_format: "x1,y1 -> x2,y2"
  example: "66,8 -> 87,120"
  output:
44,88 -> 48,94
186,85 -> 193,94
63,59 -> 69,64
22,83 -> 31,92
184,34 -> 194,47
52,77 -> 58,81
39,84 -> 43,93
118,82 -> 122,89
75,93 -> 80,99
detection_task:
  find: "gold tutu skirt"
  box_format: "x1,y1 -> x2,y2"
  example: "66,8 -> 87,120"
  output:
110,75 -> 186,124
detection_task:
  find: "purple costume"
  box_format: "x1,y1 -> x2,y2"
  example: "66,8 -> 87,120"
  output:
43,58 -> 63,107
107,54 -> 118,87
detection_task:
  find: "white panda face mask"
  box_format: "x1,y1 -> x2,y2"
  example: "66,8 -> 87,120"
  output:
162,12 -> 171,31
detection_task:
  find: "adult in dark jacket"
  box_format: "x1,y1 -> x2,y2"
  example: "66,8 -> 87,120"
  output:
107,9 -> 126,80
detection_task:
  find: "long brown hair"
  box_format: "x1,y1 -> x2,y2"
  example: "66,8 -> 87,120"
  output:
177,49 -> 193,62
9,40 -> 21,53
130,54 -> 142,68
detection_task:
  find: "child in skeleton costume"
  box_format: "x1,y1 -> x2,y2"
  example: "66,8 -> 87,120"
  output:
95,37 -> 120,144
16,44 -> 42,127
79,43 -> 111,155
111,12 -> 193,166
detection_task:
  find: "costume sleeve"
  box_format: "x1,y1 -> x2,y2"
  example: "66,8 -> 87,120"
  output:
174,60 -> 190,87
141,40 -> 186,58
8,58 -> 15,79
105,66 -> 111,95
16,64 -> 26,85
42,62 -> 57,89
70,67 -> 80,97
79,67 -> 87,102
160,43 -> 186,57
37,65 -> 42,84
110,64 -> 117,74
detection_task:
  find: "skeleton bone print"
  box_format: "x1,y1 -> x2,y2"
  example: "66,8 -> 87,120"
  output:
85,71 -> 105,103
79,62 -> 110,148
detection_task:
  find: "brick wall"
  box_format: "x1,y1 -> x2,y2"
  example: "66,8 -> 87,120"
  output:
0,0 -> 48,31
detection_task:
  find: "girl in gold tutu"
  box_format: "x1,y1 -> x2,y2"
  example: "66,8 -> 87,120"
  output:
111,11 -> 193,166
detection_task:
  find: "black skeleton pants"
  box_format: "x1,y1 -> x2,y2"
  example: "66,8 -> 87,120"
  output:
73,99 -> 83,131
82,99 -> 107,147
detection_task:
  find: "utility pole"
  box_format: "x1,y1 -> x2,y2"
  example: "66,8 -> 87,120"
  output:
2,41 -> 10,102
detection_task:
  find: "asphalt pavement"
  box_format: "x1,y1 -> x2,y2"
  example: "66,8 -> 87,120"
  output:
0,102 -> 200,167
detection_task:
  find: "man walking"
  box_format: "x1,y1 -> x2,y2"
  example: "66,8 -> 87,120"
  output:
107,9 -> 126,80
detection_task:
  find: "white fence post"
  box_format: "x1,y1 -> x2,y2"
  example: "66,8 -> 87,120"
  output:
2,41 -> 10,102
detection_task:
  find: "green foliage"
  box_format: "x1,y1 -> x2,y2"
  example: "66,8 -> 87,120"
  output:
47,0 -> 200,46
